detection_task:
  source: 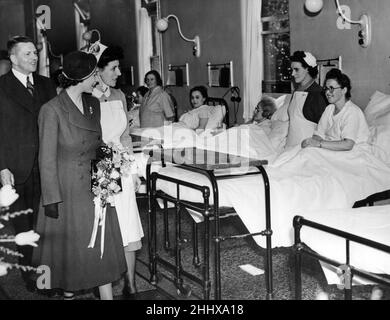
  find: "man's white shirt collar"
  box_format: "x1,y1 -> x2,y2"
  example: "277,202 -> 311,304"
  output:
12,69 -> 34,87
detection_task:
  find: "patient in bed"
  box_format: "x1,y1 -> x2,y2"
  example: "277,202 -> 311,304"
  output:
247,95 -> 277,125
301,69 -> 370,151
179,86 -> 212,130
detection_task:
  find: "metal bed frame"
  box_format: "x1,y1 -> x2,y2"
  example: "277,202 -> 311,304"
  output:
144,147 -> 273,300
293,215 -> 390,300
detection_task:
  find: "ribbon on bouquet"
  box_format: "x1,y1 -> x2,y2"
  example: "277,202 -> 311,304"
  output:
88,197 -> 107,259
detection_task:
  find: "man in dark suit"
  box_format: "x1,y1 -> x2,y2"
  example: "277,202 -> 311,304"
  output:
0,36 -> 56,291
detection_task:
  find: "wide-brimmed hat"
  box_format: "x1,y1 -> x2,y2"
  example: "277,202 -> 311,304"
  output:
62,51 -> 97,81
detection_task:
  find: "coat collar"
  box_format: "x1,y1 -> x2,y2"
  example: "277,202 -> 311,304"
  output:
59,90 -> 100,132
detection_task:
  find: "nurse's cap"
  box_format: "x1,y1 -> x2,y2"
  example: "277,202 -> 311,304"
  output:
88,41 -> 108,63
303,52 -> 317,68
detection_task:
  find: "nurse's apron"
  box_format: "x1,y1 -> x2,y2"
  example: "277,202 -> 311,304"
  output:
285,91 -> 317,148
90,98 -> 144,254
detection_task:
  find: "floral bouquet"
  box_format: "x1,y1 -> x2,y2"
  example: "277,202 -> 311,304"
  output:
91,144 -> 135,208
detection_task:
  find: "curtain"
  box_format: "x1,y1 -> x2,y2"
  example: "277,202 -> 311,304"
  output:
136,1 -> 153,86
241,0 -> 263,121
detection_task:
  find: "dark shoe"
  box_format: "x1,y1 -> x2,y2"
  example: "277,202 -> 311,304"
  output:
122,285 -> 137,300
36,288 -> 62,298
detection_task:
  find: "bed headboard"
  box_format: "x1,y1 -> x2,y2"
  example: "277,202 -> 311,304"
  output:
206,97 -> 230,128
316,56 -> 342,87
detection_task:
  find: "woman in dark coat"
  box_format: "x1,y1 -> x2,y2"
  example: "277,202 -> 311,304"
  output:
33,51 -> 126,300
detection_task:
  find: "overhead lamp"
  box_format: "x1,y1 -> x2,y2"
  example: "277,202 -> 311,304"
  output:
156,14 -> 201,58
304,0 -> 323,14
304,0 -> 371,48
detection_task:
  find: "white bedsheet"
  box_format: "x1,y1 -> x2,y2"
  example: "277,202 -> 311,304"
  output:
299,205 -> 390,285
156,144 -> 390,248
133,123 -> 285,183
131,121 -> 287,161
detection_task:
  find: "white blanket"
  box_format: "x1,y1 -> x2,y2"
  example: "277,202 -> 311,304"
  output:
133,122 -> 286,180
131,121 -> 287,160
156,144 -> 390,248
299,205 -> 390,285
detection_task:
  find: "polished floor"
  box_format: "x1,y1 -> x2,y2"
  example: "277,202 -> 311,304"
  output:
1,198 -> 389,300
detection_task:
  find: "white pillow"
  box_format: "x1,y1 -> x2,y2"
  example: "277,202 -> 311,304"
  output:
271,94 -> 291,122
205,105 -> 226,130
275,94 -> 287,109
364,91 -> 390,127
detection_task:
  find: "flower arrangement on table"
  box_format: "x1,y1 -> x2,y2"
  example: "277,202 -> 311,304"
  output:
89,143 -> 136,258
0,185 -> 40,277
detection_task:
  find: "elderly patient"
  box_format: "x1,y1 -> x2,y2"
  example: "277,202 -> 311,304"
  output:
247,95 -> 277,125
301,68 -> 370,151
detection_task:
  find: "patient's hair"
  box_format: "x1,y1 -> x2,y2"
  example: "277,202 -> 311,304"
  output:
189,85 -> 208,102
290,51 -> 318,78
325,68 -> 352,100
256,95 -> 277,119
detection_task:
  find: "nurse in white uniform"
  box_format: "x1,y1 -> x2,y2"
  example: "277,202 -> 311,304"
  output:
302,68 -> 370,151
91,43 -> 144,297
286,51 -> 328,148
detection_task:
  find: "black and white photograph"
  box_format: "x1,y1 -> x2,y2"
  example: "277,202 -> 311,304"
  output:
0,0 -> 389,305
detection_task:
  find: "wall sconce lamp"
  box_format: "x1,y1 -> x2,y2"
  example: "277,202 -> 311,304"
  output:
156,14 -> 201,58
82,29 -> 101,43
80,29 -> 102,51
304,0 -> 372,48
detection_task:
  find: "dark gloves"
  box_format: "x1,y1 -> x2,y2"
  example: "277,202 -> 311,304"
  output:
44,203 -> 59,219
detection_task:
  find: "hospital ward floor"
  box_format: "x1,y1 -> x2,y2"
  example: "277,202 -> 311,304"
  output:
0,198 -> 389,300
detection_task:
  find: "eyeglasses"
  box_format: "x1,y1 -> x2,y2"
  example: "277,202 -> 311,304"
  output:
323,86 -> 342,94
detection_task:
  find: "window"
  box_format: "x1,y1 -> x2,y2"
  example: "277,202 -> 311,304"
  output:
261,0 -> 291,93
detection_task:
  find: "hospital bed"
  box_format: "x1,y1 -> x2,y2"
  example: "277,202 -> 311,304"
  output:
145,147 -> 272,300
293,205 -> 390,300
141,140 -> 390,300
135,89 -> 390,300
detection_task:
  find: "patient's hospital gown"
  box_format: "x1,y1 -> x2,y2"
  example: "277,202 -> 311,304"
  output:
314,101 -> 370,143
93,87 -> 144,249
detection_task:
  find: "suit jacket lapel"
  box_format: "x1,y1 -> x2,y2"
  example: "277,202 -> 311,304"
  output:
32,74 -> 45,107
3,72 -> 34,113
59,91 -> 100,132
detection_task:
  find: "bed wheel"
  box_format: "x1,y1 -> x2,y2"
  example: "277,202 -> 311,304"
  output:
150,272 -> 162,285
176,284 -> 192,297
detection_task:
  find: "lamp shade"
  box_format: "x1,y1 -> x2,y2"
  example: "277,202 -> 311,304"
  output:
82,31 -> 92,41
156,18 -> 169,32
305,0 -> 323,13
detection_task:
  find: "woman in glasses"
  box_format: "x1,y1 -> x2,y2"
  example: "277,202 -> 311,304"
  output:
286,51 -> 328,148
301,68 -> 370,151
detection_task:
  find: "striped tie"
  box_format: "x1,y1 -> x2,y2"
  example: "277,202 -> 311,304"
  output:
26,76 -> 34,96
